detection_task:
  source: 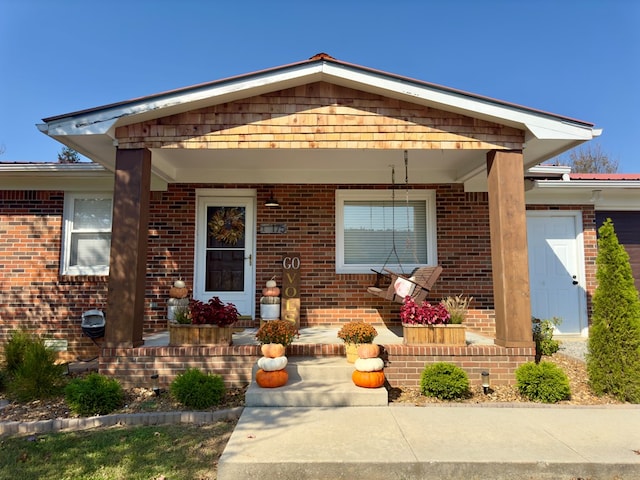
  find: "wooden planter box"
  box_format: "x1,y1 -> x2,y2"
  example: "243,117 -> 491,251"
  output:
402,324 -> 466,345
169,324 -> 233,346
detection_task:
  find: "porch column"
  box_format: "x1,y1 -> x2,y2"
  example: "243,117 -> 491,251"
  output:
486,150 -> 533,348
105,148 -> 151,348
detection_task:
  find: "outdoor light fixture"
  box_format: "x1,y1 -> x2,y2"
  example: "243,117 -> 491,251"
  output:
264,192 -> 280,208
150,373 -> 160,397
481,371 -> 490,395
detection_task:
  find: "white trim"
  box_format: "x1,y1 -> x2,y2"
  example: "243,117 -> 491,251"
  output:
526,210 -> 588,337
61,192 -> 113,276
335,189 -> 437,274
193,189 -> 257,317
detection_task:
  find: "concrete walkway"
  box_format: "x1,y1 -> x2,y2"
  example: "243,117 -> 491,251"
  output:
218,404 -> 640,480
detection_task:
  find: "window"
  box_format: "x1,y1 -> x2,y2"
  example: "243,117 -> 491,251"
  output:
61,193 -> 112,275
335,189 -> 437,274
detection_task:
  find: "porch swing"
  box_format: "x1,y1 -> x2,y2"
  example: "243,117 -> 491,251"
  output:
366,151 -> 443,304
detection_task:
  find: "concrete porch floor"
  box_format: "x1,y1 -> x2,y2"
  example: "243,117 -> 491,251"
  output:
142,326 -> 496,347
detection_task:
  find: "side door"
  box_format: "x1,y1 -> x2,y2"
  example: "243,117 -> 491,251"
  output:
526,212 -> 587,336
194,193 -> 255,317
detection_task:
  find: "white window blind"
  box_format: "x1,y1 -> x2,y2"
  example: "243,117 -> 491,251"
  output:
62,194 -> 112,275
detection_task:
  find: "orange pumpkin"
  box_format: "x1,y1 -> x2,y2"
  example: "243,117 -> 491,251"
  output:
262,286 -> 281,297
352,370 -> 385,388
256,368 -> 288,388
261,343 -> 286,358
356,343 -> 380,359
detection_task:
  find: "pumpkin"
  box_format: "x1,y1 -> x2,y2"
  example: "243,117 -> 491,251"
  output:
352,370 -> 385,388
262,286 -> 281,297
257,355 -> 288,372
261,343 -> 286,358
256,368 -> 288,388
354,357 -> 384,372
356,343 -> 380,359
169,286 -> 188,298
266,278 -> 277,288
173,280 -> 186,289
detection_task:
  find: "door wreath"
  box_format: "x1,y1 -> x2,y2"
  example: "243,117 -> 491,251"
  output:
208,207 -> 245,245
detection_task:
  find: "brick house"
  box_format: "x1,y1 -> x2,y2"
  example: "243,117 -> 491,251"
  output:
4,53 -> 637,387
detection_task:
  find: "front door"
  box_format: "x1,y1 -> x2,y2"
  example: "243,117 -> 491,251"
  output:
195,192 -> 255,317
526,212 -> 587,336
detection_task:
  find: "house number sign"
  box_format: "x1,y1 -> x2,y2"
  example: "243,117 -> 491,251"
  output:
282,254 -> 300,329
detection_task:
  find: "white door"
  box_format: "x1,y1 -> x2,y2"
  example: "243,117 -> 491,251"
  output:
195,193 -> 255,317
526,212 -> 587,336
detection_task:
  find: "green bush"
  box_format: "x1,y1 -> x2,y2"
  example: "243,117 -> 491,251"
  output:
170,368 -> 226,409
587,219 -> 640,403
515,361 -> 571,403
8,338 -> 66,402
3,330 -> 32,374
420,362 -> 469,400
533,317 -> 561,357
65,373 -> 124,416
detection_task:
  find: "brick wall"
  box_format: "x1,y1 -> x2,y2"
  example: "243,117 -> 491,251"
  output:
1,186 -> 597,358
99,343 -> 535,389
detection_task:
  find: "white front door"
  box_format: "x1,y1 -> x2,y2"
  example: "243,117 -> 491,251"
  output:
526,212 -> 588,336
195,191 -> 255,317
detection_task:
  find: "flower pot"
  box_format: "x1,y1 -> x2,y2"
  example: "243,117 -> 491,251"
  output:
345,343 -> 360,363
260,303 -> 280,320
402,324 -> 466,345
168,324 -> 233,346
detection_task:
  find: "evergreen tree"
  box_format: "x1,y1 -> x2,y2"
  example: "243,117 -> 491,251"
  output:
586,219 -> 640,402
57,146 -> 81,163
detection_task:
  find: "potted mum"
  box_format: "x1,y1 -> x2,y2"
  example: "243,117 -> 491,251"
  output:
169,297 -> 239,346
400,296 -> 465,345
337,321 -> 378,363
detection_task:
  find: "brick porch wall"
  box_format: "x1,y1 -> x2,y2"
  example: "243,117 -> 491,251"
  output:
99,343 -> 536,389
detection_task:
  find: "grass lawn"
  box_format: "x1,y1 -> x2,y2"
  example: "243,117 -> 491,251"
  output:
0,421 -> 235,480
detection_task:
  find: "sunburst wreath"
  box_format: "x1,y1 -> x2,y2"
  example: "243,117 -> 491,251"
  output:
208,207 -> 245,245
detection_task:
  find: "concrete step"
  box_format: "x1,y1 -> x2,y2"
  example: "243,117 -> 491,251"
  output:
245,356 -> 388,407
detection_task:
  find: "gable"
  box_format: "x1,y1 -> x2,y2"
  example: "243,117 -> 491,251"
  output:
115,82 -> 525,152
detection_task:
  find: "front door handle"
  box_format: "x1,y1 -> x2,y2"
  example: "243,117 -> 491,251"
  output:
245,254 -> 252,266
572,275 -> 579,285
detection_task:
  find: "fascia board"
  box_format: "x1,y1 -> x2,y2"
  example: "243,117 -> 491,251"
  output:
320,63 -> 596,141
41,64 -> 326,136
532,180 -> 640,190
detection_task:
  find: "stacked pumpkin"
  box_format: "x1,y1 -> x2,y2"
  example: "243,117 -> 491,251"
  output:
168,279 -> 189,322
255,343 -> 289,388
260,278 -> 281,320
352,344 -> 385,388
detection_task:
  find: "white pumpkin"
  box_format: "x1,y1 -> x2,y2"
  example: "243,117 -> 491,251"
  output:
257,355 -> 288,372
173,280 -> 186,288
266,278 -> 277,288
354,357 -> 384,372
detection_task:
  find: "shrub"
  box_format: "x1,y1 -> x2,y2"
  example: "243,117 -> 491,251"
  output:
515,361 -> 571,403
3,330 -> 32,374
65,373 -> 124,416
170,368 -> 226,409
532,317 -> 561,357
420,362 -> 469,400
8,338 -> 66,402
587,219 -> 640,403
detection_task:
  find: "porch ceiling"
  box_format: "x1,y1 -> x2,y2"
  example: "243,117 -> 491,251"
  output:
149,148 -> 486,186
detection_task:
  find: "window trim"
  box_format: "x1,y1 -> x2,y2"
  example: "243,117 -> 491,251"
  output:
61,192 -> 113,276
335,189 -> 437,274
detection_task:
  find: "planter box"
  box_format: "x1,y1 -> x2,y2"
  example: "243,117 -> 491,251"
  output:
402,324 -> 466,345
169,324 -> 233,346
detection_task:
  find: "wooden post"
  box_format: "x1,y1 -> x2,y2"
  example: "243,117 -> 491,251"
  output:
104,148 -> 151,348
486,150 -> 534,348
281,254 -> 301,329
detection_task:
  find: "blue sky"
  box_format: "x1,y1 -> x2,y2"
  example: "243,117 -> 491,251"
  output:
1,0 -> 638,172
